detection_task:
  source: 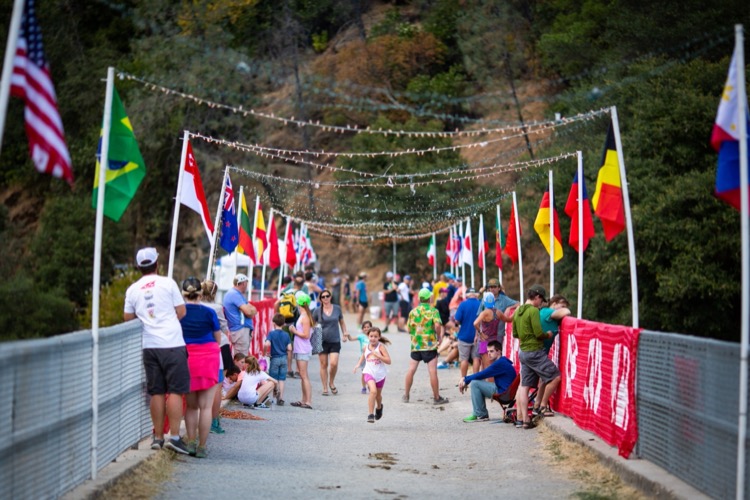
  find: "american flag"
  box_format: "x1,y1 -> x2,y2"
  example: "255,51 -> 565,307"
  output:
10,0 -> 73,185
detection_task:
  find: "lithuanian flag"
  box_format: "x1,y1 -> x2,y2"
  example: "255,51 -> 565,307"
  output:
238,190 -> 255,263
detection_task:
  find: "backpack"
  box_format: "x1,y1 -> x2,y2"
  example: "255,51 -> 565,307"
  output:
279,291 -> 299,323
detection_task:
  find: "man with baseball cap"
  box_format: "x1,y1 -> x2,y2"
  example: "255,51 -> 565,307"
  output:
453,287 -> 482,378
124,247 -> 190,454
223,273 -> 257,356
512,284 -> 560,429
403,288 -> 449,405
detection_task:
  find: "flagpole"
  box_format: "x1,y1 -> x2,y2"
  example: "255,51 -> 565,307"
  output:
392,238 -> 397,275
733,23 -> 749,500
497,204 -> 503,285
610,106 -> 639,328
234,187 -> 242,274
449,226 -> 454,276
480,215 -> 486,288
249,195 -> 260,301
432,233 -> 437,281
548,170 -> 555,297
260,208 -> 271,300
467,217 -> 474,289
512,191 -> 524,299
0,0 -> 24,153
576,151 -> 584,319
167,130 -> 189,280
206,167 -> 228,281
279,217 -> 291,298
90,66 -> 114,481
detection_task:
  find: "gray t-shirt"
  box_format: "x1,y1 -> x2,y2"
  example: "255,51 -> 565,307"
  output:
314,304 -> 344,343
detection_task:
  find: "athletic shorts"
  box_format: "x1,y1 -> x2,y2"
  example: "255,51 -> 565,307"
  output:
399,300 -> 411,318
143,347 -> 191,396
519,349 -> 560,387
384,301 -> 399,318
364,374 -> 386,388
457,340 -> 478,362
410,350 -> 438,363
320,341 -> 341,354
359,300 -> 369,308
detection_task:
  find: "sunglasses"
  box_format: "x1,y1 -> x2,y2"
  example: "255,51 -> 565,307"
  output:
321,295 -> 331,299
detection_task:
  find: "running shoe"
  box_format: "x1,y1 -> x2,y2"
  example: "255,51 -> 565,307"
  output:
165,437 -> 190,455
463,414 -> 489,423
367,414 -> 375,423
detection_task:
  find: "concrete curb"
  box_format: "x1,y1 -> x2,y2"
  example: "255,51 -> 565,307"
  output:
61,438 -> 155,500
543,415 -> 710,500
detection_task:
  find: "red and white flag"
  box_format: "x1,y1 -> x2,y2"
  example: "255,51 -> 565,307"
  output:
266,211 -> 281,269
461,218 -> 474,268
284,218 -> 297,267
10,0 -> 73,185
477,216 -> 489,270
179,141 -> 212,243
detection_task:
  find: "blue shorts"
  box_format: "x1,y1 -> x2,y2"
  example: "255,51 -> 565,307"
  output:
269,356 -> 287,381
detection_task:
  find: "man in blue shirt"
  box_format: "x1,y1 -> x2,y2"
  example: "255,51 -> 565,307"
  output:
453,288 -> 481,378
458,340 -> 517,422
223,273 -> 257,356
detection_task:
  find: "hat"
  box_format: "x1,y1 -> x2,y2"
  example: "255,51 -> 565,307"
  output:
386,271 -> 394,279
359,272 -> 367,278
487,278 -> 500,287
136,247 -> 158,267
234,273 -> 249,285
466,287 -> 477,295
455,276 -> 463,282
529,284 -> 547,301
444,272 -> 455,280
404,275 -> 411,281
421,281 -> 431,289
295,291 -> 311,307
418,288 -> 432,301
483,292 -> 496,307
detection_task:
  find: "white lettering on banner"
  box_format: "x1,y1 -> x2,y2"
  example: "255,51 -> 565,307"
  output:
565,334 -> 579,398
611,344 -> 630,429
512,337 -> 520,367
583,338 -> 602,413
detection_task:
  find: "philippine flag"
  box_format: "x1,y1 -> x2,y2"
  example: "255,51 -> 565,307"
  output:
712,44 -> 749,211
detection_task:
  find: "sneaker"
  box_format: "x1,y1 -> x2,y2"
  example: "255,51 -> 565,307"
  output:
187,440 -> 197,456
195,445 -> 207,459
210,418 -> 225,434
151,438 -> 164,450
367,414 -> 375,423
383,326 -> 389,333
361,387 -> 367,394
433,396 -> 449,405
463,414 -> 489,423
165,437 -> 190,455
253,402 -> 270,410
276,399 -> 285,406
375,404 -> 383,420
437,361 -> 449,369
287,371 -> 295,378
514,420 -> 524,428
402,394 -> 409,403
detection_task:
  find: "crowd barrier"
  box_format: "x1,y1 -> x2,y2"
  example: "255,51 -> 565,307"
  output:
249,298 -> 277,358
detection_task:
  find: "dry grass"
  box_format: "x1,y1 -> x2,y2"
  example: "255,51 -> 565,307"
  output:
97,450 -> 173,500
537,423 -> 652,500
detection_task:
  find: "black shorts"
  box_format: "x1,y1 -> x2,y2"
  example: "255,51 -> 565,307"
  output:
410,350 -> 438,363
320,341 -> 341,354
143,347 -> 191,396
220,344 -> 234,372
359,300 -> 369,308
399,300 -> 411,318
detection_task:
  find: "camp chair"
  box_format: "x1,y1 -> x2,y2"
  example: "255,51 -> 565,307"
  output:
491,373 -> 537,423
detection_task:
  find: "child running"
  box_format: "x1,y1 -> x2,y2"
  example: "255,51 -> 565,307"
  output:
344,320 -> 372,394
353,326 -> 391,423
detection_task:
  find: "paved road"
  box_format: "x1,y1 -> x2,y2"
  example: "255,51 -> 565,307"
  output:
158,312 -> 579,499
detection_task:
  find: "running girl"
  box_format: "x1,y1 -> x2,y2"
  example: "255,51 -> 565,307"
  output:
353,327 -> 391,423
344,320 -> 372,394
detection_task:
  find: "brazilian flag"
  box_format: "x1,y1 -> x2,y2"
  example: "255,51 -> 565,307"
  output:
92,87 -> 146,222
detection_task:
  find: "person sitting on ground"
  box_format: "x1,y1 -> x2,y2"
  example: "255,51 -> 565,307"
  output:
222,364 -> 241,400
458,340 -> 517,422
264,313 -> 292,406
225,355 -> 277,409
512,285 -> 561,429
437,322 -> 459,369
344,320 -> 372,394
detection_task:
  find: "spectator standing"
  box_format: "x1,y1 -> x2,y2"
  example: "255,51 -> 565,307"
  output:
474,292 -> 512,370
533,295 -> 571,417
383,272 -> 399,332
201,279 -> 229,435
223,273 -> 257,356
290,292 -> 314,409
264,313 -> 292,406
403,288 -> 449,405
397,275 -> 413,333
313,289 -> 347,396
355,272 -> 369,326
178,277 -> 221,458
123,247 -> 190,454
453,288 -> 481,378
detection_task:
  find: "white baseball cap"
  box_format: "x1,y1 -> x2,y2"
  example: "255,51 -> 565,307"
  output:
234,273 -> 249,285
136,247 -> 158,267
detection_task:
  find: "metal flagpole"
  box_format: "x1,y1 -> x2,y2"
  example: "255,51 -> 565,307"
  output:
249,195 -> 260,301
548,170 -> 555,297
432,233 -> 437,281
168,130 -> 189,280
512,191 -> 524,300
733,23 -> 749,500
497,204 -> 503,285
576,151 -> 584,319
480,214 -> 486,288
0,0 -> 24,153
91,66 -> 115,480
205,167 -> 228,281
392,238 -> 397,275
610,106 -> 639,327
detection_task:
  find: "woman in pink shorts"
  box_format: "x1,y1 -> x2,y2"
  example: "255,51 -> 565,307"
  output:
353,327 -> 391,423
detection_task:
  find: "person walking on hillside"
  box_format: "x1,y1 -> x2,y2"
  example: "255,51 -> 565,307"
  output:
403,288 -> 449,405
314,289 -> 348,396
223,273 -> 257,357
123,247 -> 190,454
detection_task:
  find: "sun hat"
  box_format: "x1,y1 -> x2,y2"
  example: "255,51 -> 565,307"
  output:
418,288 -> 432,301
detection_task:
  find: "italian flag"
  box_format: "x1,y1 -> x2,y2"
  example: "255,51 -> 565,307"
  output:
426,233 -> 436,266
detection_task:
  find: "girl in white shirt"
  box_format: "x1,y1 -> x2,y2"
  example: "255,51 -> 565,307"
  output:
235,356 -> 277,408
353,327 -> 391,423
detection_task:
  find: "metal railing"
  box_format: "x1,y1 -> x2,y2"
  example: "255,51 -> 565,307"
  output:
0,321 -> 150,498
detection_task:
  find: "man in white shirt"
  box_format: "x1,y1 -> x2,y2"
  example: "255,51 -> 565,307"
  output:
124,247 -> 190,454
397,275 -> 413,333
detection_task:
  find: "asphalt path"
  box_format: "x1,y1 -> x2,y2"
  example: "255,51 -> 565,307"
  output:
158,312 -> 579,499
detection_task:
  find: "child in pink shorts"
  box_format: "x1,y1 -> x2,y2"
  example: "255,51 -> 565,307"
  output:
353,327 -> 391,423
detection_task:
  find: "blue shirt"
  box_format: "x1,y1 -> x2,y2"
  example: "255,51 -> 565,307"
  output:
495,293 -> 518,314
355,280 -> 367,302
454,297 -> 481,343
223,287 -> 253,331
266,328 -> 291,358
465,356 -> 516,395
180,304 -> 219,344
540,307 -> 561,353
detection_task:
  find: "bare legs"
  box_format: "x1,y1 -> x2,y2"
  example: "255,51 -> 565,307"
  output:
150,393 -> 185,439
319,352 -> 340,393
367,379 -> 382,415
185,386 -> 218,447
296,359 -> 312,405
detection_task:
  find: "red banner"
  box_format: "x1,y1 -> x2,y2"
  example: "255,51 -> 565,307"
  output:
503,314 -> 640,458
249,298 -> 276,358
